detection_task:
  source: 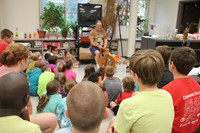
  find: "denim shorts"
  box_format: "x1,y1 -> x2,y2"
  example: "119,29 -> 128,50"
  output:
90,46 -> 100,54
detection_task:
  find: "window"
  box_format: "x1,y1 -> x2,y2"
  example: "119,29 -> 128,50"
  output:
41,0 -> 88,23
117,0 -> 150,36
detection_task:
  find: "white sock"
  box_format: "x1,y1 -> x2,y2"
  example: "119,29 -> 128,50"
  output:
96,64 -> 99,69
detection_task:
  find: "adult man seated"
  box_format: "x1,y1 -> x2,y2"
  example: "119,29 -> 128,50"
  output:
89,20 -> 108,68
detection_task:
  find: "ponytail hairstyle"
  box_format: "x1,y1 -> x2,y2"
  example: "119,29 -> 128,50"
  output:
37,95 -> 49,113
37,80 -> 60,112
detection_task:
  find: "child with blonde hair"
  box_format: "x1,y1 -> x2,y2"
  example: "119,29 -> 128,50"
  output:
26,52 -> 42,73
103,65 -> 122,102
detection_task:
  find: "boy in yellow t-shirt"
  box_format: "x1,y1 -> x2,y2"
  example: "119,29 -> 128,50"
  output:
112,50 -> 174,133
0,72 -> 41,133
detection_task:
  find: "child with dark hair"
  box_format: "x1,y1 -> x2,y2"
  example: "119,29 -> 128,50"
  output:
37,65 -> 55,97
64,60 -> 76,80
96,66 -> 106,80
63,50 -> 79,67
0,29 -> 13,63
103,65 -> 122,102
48,55 -> 58,74
0,72 -> 41,133
55,72 -> 66,97
28,60 -> 46,96
156,45 -> 173,88
82,64 -> 95,81
37,79 -> 62,113
44,53 -> 51,62
43,44 -> 53,60
56,79 -> 77,131
88,72 -> 109,106
63,79 -> 77,95
51,46 -> 59,56
163,47 -> 200,132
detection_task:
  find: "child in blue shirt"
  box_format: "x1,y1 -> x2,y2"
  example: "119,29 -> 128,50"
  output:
37,79 -> 62,114
56,79 -> 77,131
28,60 -> 46,96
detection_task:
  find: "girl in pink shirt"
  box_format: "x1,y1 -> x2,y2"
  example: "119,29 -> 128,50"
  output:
64,60 -> 76,80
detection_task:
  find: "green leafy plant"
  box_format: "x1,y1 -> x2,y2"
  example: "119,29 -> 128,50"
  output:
40,1 -> 65,32
61,23 -> 70,33
68,20 -> 77,33
136,17 -> 148,37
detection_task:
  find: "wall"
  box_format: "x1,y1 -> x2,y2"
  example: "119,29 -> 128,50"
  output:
89,0 -> 107,16
0,0 -> 40,38
0,0 -> 2,30
153,0 -> 188,31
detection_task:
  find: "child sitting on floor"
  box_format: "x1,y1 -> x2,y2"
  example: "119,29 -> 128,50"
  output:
55,72 -> 66,98
112,50 -> 174,133
103,65 -> 122,102
163,47 -> 200,132
37,79 -> 62,114
26,52 -> 42,74
63,60 -> 76,80
82,64 -> 95,81
63,50 -> 79,68
48,55 -> 59,74
110,76 -> 135,115
37,65 -> 55,97
156,45 -> 173,88
56,79 -> 77,131
96,66 -> 106,80
28,60 -> 46,96
55,81 -> 107,133
0,72 -> 41,133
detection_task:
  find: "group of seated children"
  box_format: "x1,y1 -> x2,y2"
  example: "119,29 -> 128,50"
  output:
0,33 -> 200,133
107,47 -> 200,133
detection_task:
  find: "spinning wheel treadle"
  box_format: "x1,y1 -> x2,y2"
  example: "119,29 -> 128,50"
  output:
99,48 -> 115,67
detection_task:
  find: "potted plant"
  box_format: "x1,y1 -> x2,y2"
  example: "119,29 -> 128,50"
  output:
61,23 -> 70,38
69,20 -> 78,38
37,25 -> 46,38
39,1 -> 65,38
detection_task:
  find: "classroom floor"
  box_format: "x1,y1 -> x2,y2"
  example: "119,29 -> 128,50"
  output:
31,64 -> 130,133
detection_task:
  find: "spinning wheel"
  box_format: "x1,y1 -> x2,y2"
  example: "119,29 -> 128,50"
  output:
99,48 -> 115,67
